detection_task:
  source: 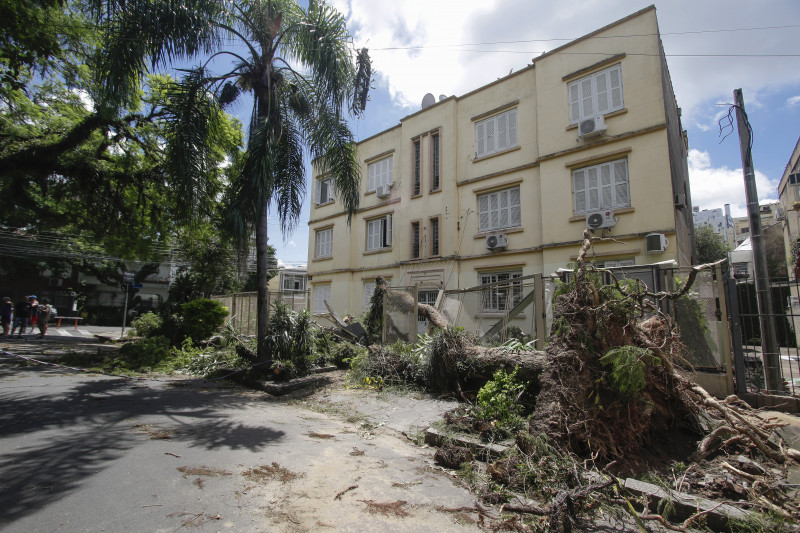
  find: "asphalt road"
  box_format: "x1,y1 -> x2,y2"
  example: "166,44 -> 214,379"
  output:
0,341 -> 481,532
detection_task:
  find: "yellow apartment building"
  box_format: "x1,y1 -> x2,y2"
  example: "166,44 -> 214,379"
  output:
307,6 -> 695,324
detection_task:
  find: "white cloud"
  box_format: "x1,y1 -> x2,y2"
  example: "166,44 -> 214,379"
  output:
788,96 -> 800,108
688,149 -> 778,217
335,1 -> 800,125
287,240 -> 297,248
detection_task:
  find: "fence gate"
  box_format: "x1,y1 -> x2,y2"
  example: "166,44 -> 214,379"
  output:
725,272 -> 800,396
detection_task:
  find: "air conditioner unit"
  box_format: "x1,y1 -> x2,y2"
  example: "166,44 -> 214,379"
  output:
646,233 -> 669,254
578,116 -> 607,140
376,184 -> 390,198
486,233 -> 508,250
586,210 -> 615,230
674,193 -> 686,209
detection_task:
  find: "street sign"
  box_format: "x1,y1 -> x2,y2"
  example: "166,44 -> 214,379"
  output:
132,282 -> 143,289
123,271 -> 135,283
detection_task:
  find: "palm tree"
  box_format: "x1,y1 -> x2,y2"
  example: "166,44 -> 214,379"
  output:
92,0 -> 371,358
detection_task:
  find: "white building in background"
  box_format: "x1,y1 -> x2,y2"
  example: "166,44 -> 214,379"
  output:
693,205 -> 734,248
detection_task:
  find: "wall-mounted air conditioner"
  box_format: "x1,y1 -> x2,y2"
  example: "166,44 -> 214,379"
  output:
674,193 -> 686,209
646,233 -> 669,254
578,116 -> 606,140
376,184 -> 390,198
586,210 -> 615,230
486,234 -> 508,250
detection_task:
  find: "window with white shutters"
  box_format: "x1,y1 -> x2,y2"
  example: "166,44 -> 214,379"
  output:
366,214 -> 392,251
314,177 -> 335,205
475,109 -> 518,158
568,64 -> 624,124
315,227 -> 333,258
477,186 -> 522,232
313,284 -> 331,314
367,156 -> 393,192
572,158 -> 630,214
480,271 -> 522,313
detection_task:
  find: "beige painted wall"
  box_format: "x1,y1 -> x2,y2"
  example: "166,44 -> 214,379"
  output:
307,6 -> 692,320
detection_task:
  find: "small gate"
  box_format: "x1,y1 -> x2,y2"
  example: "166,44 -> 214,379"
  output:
725,271 -> 800,396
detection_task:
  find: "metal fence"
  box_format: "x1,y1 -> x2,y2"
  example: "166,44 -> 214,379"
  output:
727,275 -> 800,396
212,290 -> 309,336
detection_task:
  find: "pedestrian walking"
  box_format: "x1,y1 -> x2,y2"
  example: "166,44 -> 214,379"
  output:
37,299 -> 53,338
10,296 -> 31,337
28,295 -> 39,332
0,297 -> 11,336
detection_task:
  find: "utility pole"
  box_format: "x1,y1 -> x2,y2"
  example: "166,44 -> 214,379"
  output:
733,88 -> 783,393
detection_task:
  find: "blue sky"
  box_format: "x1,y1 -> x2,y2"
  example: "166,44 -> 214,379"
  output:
265,0 -> 800,267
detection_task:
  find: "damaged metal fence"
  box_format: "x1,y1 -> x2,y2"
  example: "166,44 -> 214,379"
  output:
212,290 -> 309,336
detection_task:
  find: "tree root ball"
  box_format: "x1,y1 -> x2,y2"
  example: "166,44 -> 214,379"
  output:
434,443 -> 474,469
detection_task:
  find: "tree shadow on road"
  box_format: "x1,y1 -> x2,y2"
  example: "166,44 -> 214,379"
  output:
0,367 -> 286,526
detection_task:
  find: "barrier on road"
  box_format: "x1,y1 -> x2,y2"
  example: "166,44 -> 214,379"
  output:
55,316 -> 84,330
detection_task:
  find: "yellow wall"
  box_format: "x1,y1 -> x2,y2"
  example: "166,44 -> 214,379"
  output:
307,6 -> 692,319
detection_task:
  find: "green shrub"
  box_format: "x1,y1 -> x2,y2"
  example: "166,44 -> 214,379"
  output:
179,298 -> 228,344
474,367 -> 528,432
128,311 -> 163,338
261,302 -> 316,370
117,335 -> 171,370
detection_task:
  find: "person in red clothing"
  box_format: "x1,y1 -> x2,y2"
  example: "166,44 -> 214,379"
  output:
28,295 -> 39,332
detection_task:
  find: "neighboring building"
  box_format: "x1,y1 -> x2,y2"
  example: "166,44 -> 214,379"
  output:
693,205 -> 734,248
307,6 -> 695,323
267,266 -> 308,294
778,137 -> 800,276
732,202 -> 783,248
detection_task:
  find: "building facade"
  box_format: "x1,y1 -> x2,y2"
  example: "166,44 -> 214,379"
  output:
778,137 -> 800,276
307,6 -> 694,322
693,205 -> 734,248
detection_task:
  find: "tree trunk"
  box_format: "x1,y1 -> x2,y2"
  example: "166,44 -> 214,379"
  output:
256,206 -> 270,359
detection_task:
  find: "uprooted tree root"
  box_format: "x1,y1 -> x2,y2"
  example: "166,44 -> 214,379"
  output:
430,231 -> 800,530
529,230 -> 800,472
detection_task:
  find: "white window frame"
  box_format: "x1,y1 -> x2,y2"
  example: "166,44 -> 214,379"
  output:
314,177 -> 335,205
479,271 -> 523,313
412,139 -> 422,196
602,259 -> 635,269
363,281 -> 376,310
568,64 -> 624,124
572,158 -> 630,215
431,132 -> 441,191
281,273 -> 306,292
430,217 -> 440,256
366,214 -> 392,251
478,186 -> 521,232
476,108 -> 518,158
367,156 -> 393,192
315,227 -> 333,258
313,284 -> 331,314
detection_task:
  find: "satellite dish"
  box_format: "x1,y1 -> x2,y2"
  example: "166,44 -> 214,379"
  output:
421,93 -> 435,110
439,94 -> 447,102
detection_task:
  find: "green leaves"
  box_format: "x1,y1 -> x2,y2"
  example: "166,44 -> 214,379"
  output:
599,346 -> 661,399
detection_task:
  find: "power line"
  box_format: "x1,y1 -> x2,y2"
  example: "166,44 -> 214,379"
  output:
369,24 -> 800,51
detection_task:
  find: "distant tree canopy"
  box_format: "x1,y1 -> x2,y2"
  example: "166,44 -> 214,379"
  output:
695,224 -> 730,264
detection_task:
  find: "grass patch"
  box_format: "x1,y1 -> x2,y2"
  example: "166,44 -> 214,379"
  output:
241,462 -> 303,484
